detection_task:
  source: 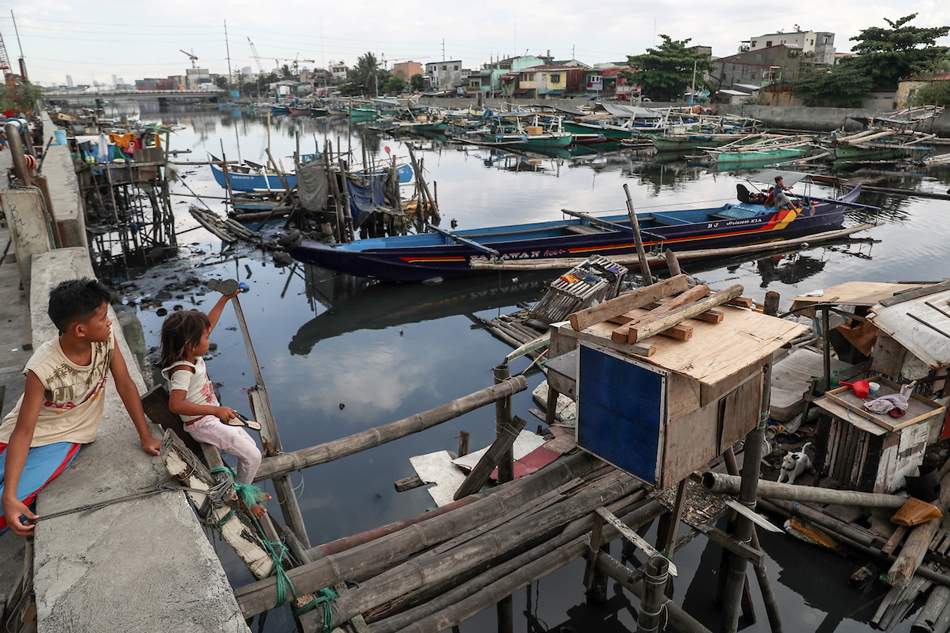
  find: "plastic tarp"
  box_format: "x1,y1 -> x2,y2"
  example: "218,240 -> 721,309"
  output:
600,103 -> 660,119
346,176 -> 386,228
296,161 -> 328,213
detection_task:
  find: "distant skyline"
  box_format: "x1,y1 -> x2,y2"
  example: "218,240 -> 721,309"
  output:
4,1 -> 950,86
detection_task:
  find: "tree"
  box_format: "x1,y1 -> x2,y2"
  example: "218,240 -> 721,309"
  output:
384,75 -> 406,95
909,80 -> 950,107
215,76 -> 229,90
410,73 -> 426,92
794,64 -> 874,107
622,35 -> 714,102
845,14 -> 950,90
280,64 -> 294,80
352,52 -> 383,96
0,81 -> 44,114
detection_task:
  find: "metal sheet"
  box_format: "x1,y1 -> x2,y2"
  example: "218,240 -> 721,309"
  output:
870,288 -> 950,369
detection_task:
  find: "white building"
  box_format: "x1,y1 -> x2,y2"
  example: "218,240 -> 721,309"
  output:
66,74 -> 74,88
743,30 -> 836,65
425,60 -> 463,91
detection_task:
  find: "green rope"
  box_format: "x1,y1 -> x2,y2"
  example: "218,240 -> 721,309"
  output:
294,587 -> 339,632
209,466 -> 298,606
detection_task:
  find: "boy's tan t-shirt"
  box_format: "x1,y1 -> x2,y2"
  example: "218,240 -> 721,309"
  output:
0,331 -> 115,446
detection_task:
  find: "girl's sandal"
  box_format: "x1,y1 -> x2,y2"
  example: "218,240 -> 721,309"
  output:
221,412 -> 262,432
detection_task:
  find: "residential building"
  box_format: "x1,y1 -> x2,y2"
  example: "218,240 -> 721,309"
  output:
743,30 -> 836,65
329,61 -> 348,80
392,61 -> 424,81
512,65 -> 585,99
896,73 -> 950,109
712,45 -> 805,94
585,64 -> 636,99
425,60 -> 463,91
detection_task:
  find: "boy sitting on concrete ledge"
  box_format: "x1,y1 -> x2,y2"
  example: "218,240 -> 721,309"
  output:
1,278 -> 161,536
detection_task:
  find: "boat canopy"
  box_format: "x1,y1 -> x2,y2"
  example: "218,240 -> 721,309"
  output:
747,169 -> 811,187
600,104 -> 660,120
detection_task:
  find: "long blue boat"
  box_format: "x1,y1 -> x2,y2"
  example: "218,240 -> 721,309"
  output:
286,185 -> 864,282
210,163 -> 297,191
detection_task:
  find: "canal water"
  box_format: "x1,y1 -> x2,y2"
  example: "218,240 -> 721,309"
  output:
126,107 -> 950,632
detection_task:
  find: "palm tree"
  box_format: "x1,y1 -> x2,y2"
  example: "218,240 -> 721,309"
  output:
353,52 -> 381,96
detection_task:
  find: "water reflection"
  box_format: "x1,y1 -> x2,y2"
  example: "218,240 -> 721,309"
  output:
290,266 -> 553,355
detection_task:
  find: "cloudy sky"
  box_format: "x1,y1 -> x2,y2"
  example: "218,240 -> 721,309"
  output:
3,0 -> 950,86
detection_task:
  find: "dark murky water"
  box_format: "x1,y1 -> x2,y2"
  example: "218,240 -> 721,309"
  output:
126,108 -> 950,632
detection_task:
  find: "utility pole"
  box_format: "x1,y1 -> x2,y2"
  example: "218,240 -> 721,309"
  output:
690,59 -> 697,105
10,10 -> 26,83
224,20 -> 233,92
442,39 -> 445,61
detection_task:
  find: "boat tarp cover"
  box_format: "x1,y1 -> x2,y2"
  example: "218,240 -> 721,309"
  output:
297,161 -> 328,213
601,104 -> 660,119
346,176 -> 387,228
747,169 -> 811,187
553,104 -> 588,116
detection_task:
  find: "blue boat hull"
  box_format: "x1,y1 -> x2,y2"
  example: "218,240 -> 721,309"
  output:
210,164 -> 296,192
288,187 -> 862,282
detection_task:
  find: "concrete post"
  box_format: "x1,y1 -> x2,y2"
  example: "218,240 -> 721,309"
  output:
0,188 -> 54,296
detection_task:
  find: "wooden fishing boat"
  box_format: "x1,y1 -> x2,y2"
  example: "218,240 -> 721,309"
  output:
285,185 -> 864,282
210,163 -> 297,191
708,144 -> 813,166
288,106 -> 312,117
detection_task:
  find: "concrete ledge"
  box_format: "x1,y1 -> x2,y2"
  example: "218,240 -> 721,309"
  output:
40,113 -> 87,249
29,248 -> 249,632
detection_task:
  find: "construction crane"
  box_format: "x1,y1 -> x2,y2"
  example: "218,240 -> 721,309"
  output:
0,30 -> 15,87
247,37 -> 264,73
180,49 -> 198,69
381,55 -> 430,70
275,55 -> 315,75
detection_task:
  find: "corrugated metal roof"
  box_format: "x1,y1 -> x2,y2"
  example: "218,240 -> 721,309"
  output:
869,283 -> 950,369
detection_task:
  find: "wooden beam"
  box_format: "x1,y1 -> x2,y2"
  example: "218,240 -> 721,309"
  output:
610,284 -> 710,343
454,415 -> 528,500
623,285 -> 743,343
569,274 -> 689,331
595,506 -> 678,577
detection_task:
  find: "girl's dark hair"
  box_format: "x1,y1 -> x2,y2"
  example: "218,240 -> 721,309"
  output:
48,278 -> 113,334
157,310 -> 211,367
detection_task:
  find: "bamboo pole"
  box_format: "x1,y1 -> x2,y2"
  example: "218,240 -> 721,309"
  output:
637,557 -> 669,633
308,471 -> 644,629
622,183 -> 652,285
702,472 -> 909,508
235,451 -> 599,617
254,376 -> 528,481
371,500 -> 664,633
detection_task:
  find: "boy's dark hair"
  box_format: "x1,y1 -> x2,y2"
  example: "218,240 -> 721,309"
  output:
48,278 -> 112,334
157,310 -> 211,368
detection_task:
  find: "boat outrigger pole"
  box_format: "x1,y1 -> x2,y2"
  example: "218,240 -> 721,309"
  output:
427,223 -> 501,258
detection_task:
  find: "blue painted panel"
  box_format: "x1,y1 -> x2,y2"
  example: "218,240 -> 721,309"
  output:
577,345 -> 664,484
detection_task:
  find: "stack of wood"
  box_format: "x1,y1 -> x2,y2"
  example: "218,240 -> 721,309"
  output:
527,255 -> 628,325
568,274 -> 750,353
189,205 -> 259,244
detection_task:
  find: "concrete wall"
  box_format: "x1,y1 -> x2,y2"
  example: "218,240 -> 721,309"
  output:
40,113 -> 87,249
28,248 -> 250,633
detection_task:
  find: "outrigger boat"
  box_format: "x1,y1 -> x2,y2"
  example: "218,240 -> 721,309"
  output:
286,177 -> 867,282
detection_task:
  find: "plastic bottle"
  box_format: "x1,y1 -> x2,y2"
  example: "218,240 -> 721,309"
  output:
831,369 -> 840,387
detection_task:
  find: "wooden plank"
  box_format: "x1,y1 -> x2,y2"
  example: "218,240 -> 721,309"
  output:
610,284 -> 710,343
719,374 -> 764,454
879,281 -> 950,307
662,400 -> 719,489
582,513 -> 605,589
726,297 -> 756,309
453,415 -> 528,500
560,322 -> 656,358
623,285 -> 743,343
594,506 -> 678,577
569,274 -> 689,331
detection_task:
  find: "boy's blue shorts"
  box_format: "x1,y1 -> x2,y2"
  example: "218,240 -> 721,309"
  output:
0,441 -> 81,534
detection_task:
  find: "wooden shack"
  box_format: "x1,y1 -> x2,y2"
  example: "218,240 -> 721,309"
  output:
549,280 -> 806,488
789,281 -> 950,494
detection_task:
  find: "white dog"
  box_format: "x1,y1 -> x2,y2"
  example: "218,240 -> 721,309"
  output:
778,442 -> 812,485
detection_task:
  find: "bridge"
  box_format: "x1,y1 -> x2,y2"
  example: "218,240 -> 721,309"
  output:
44,89 -> 225,106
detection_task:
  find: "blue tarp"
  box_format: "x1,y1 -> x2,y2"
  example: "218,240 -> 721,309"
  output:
346,176 -> 387,228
